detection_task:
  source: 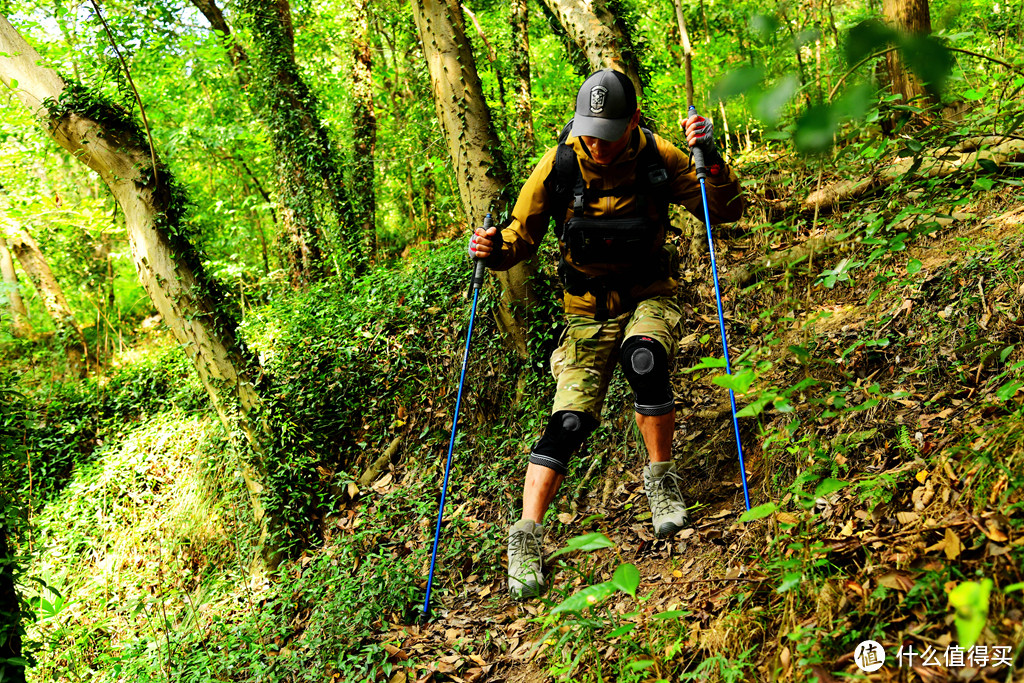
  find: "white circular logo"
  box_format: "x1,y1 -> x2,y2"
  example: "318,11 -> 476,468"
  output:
854,640 -> 886,672
589,85 -> 608,114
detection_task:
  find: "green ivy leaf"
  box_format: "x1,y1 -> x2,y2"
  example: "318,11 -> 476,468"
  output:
712,66 -> 764,102
906,259 -> 923,275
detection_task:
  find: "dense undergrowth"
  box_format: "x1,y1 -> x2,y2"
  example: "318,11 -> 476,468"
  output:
6,109 -> 1024,682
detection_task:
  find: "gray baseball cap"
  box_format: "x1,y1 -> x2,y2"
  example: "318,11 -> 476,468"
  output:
570,69 -> 638,141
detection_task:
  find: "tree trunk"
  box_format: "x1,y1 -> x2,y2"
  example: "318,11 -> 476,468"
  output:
0,15 -> 265,457
538,0 -> 644,95
7,229 -> 87,374
351,0 -> 377,268
0,235 -> 31,338
411,0 -> 536,358
191,0 -> 250,85
236,0 -> 356,282
509,0 -> 536,176
883,0 -> 932,104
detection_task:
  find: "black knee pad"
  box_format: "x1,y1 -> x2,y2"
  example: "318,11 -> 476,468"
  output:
619,335 -> 674,416
529,411 -> 597,475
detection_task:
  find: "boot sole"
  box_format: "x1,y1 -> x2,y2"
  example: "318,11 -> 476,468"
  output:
654,520 -> 691,538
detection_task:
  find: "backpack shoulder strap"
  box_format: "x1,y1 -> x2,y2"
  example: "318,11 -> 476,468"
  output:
543,119 -> 584,239
636,127 -> 675,231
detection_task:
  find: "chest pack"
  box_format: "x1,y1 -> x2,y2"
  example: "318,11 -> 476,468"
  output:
543,122 -> 673,267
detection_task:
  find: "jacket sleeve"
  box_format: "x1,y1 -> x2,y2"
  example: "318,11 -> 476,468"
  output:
487,146 -> 559,272
658,135 -> 744,225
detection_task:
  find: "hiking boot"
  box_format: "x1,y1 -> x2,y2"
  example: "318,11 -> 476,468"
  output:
644,461 -> 691,537
507,519 -> 545,600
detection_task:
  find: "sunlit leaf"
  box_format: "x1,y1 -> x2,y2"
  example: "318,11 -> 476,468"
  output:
814,478 -> 847,499
548,532 -> 615,559
948,579 -> 992,650
712,370 -> 756,394
550,581 -> 616,614
739,502 -> 778,522
611,563 -> 640,597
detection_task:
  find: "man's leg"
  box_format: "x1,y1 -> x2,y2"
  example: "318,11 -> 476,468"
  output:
508,316 -> 619,600
636,410 -> 675,463
522,462 -> 565,523
621,297 -> 690,537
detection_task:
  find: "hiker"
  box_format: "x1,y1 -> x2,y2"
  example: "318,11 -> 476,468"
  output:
469,69 -> 744,599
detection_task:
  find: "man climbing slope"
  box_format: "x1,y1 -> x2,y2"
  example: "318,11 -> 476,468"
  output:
469,69 -> 744,599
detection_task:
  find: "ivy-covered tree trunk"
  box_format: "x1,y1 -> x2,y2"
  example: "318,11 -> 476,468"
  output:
236,0 -> 355,283
0,13 -> 268,480
351,0 -> 377,268
538,0 -> 644,95
883,0 -> 932,104
509,0 -> 535,176
411,0 -> 536,357
0,235 -> 31,338
7,228 -> 87,374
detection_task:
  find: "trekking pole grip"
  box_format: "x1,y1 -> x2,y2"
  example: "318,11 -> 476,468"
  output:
470,213 -> 491,293
687,105 -> 707,181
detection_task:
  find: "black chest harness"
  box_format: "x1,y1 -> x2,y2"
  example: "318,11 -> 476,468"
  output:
543,123 -> 675,319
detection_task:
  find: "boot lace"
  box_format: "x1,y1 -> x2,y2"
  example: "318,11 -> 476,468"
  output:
510,529 -> 542,567
650,469 -> 686,517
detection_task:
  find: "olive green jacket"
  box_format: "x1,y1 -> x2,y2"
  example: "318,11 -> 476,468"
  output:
489,129 -> 744,318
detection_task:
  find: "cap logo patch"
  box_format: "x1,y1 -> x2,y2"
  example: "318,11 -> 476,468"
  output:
589,85 -> 608,114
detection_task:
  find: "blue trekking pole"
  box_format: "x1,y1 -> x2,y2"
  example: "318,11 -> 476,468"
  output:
688,104 -> 752,512
421,212 -> 492,622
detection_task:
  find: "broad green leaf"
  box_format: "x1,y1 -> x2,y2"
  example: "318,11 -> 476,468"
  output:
1000,345 -> 1015,363
754,75 -> 799,125
997,381 -> 1023,402
906,259 -> 922,275
712,66 -> 764,102
736,395 -> 773,418
777,572 -> 802,593
627,660 -> 655,671
550,581 -> 616,614
900,34 -> 954,97
549,532 -> 615,559
845,19 -> 897,65
608,623 -> 638,637
1003,582 -> 1024,594
948,579 -> 992,650
712,370 -> 756,394
739,502 -> 778,522
611,563 -> 640,597
652,609 -> 691,620
814,478 -> 847,499
682,357 -> 727,373
794,103 -> 837,155
7,78 -> 17,90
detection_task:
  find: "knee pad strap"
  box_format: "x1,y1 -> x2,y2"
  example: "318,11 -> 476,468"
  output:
529,410 -> 597,475
620,335 -> 674,416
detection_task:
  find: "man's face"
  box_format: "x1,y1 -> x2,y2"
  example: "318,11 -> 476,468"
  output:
580,109 -> 641,165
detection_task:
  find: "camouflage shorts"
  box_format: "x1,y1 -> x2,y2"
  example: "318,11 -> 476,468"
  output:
549,295 -> 684,419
